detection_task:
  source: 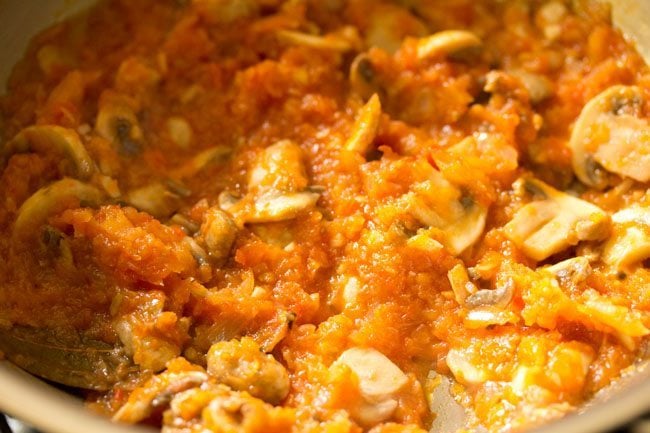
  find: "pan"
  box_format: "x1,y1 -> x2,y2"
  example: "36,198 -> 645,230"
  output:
0,1 -> 648,433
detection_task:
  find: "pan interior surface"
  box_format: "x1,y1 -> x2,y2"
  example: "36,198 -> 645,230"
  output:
0,1 -> 648,433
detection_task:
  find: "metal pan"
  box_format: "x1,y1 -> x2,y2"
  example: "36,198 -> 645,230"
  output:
0,1 -> 648,432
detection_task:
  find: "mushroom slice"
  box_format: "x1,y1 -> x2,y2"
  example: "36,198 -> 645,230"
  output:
447,263 -> 478,304
113,368 -> 209,423
426,371 -> 467,433
504,177 -> 610,261
333,347 -> 408,425
1,125 -> 95,179
276,30 -> 353,52
350,53 -> 382,101
602,206 -> 650,269
406,178 -> 488,256
569,85 -> 650,188
345,94 -> 382,155
443,197 -> 488,256
248,140 -> 308,194
445,348 -> 488,386
334,347 -> 408,401
249,192 -> 320,223
416,30 -> 482,62
197,207 -> 238,262
543,256 -> 592,288
465,278 -> 514,310
125,182 -> 185,219
508,69 -> 553,104
365,3 -> 427,53
206,337 -> 290,405
13,178 -> 103,245
95,98 -> 144,156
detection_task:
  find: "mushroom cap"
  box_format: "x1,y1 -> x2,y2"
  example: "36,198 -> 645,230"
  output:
1,125 -> 95,180
569,85 -> 650,188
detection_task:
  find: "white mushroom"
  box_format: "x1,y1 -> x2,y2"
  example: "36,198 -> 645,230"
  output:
276,30 -> 353,52
569,85 -> 650,188
504,177 -> 610,261
13,178 -> 103,245
113,369 -> 209,423
125,182 -> 185,219
508,69 -> 553,104
465,278 -> 514,310
197,207 -> 238,262
415,30 -> 482,62
404,172 -> 488,256
95,97 -> 144,156
224,140 -> 321,224
426,371 -> 467,433
248,192 -> 321,223
1,125 -> 95,179
543,256 -> 592,288
445,348 -> 488,386
166,116 -> 193,149
349,53 -> 383,101
365,3 -> 427,53
602,206 -> 650,269
344,94 -> 382,155
333,347 -> 408,425
334,348 -> 408,399
248,140 -> 308,195
207,337 -> 290,405
447,263 -> 478,304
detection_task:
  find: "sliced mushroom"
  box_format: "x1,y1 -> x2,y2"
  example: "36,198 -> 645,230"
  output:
465,278 -> 514,309
276,30 -> 353,52
344,94 -> 382,155
569,85 -> 650,188
183,236 -> 210,268
543,256 -> 592,288
222,139 -> 321,224
218,190 -> 241,212
166,116 -> 193,149
95,97 -> 144,156
1,125 -> 95,179
447,263 -> 478,304
125,182 -> 184,219
504,177 -> 610,261
197,207 -> 238,262
207,337 -> 290,405
445,348 -> 488,386
508,69 -> 553,104
602,206 -> 650,269
13,178 -> 103,245
405,177 -> 488,256
350,53 -> 383,101
426,371 -> 467,433
249,191 -> 320,223
443,196 -> 488,256
335,347 -> 408,399
248,140 -> 308,194
113,369 -> 209,423
39,225 -> 75,270
415,30 -> 482,62
365,3 -> 428,53
333,347 -> 408,425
